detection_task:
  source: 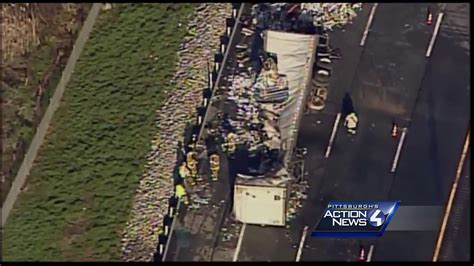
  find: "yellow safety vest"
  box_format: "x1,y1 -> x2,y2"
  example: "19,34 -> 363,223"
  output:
210,155 -> 219,169
175,184 -> 186,198
225,134 -> 236,153
187,160 -> 197,169
345,112 -> 358,129
186,152 -> 196,163
179,165 -> 190,178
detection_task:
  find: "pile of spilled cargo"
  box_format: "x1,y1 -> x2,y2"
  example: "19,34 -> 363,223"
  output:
119,3 -> 232,262
301,3 -> 363,31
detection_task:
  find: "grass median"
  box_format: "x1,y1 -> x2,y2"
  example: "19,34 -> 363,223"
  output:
2,3 -> 194,261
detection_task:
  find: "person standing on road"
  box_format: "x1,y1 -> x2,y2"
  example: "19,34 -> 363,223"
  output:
175,180 -> 189,205
209,153 -> 220,181
345,112 -> 358,134
342,92 -> 358,134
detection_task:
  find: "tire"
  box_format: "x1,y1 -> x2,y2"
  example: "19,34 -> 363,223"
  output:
314,76 -> 329,87
316,87 -> 328,101
316,60 -> 332,72
309,96 -> 325,111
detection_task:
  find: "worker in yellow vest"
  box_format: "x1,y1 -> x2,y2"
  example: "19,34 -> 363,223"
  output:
344,112 -> 358,135
179,162 -> 193,186
175,181 -> 189,205
209,153 -> 220,181
222,132 -> 236,157
186,151 -> 198,183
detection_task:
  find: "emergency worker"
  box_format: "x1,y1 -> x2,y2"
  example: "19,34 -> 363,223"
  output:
175,180 -> 189,205
209,153 -> 220,181
344,112 -> 358,134
179,162 -> 193,185
222,132 -> 237,158
186,151 -> 198,183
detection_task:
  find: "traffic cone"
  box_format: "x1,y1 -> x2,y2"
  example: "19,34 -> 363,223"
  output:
427,9 -> 433,25
359,246 -> 366,261
391,122 -> 398,138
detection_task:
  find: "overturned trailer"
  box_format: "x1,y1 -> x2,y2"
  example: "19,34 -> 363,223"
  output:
233,30 -> 317,226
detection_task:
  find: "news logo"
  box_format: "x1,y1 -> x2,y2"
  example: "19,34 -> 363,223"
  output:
312,201 -> 400,237
368,209 -> 385,227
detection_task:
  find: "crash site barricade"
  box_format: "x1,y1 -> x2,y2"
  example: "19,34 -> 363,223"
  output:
209,69 -> 217,89
153,251 -> 163,262
214,53 -> 224,73
202,88 -> 212,107
232,3 -> 241,18
163,214 -> 173,236
196,106 -> 207,126
226,17 -> 235,36
220,35 -> 230,54
158,233 -> 168,257
168,197 -> 177,217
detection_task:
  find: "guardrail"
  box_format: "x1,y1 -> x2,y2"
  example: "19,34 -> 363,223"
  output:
159,3 -> 247,262
197,3 -> 246,140
161,199 -> 180,260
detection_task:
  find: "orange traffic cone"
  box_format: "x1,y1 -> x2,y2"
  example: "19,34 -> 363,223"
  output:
427,9 -> 433,25
391,122 -> 398,138
359,246 -> 366,261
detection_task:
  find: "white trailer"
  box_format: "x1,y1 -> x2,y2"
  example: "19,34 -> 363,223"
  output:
233,173 -> 291,226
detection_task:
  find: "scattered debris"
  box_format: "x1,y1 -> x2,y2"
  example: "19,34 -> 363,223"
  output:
120,3 -> 232,262
301,3 -> 363,31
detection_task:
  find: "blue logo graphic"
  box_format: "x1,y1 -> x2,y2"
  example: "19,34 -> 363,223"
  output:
368,209 -> 386,227
311,201 -> 400,238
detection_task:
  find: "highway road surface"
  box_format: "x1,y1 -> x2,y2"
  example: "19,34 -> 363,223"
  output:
300,3 -> 470,262
231,3 -> 470,262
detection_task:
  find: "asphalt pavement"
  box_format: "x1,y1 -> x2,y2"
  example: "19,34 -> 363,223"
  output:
439,151 -> 470,261
372,3 -> 470,261
299,3 -> 470,262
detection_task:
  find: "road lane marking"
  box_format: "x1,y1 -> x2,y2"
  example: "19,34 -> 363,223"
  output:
366,245 -> 375,262
360,3 -> 379,46
432,127 -> 470,261
233,223 -> 246,262
426,12 -> 444,57
296,226 -> 309,262
325,113 -> 341,158
390,127 -> 407,173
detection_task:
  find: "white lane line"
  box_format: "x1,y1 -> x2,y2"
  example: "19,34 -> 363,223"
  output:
360,3 -> 379,46
325,113 -> 341,158
390,127 -> 408,173
296,226 -> 309,262
432,128 -> 470,261
426,12 -> 444,57
366,245 -> 375,262
233,223 -> 246,262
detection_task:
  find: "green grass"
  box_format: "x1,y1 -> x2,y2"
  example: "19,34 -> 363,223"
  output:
2,4 -> 93,204
2,42 -> 56,163
2,3 -> 194,261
